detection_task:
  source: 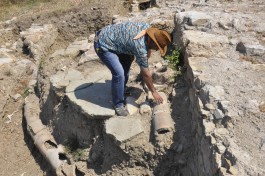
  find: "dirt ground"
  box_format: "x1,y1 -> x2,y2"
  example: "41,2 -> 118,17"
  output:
1,0 -> 265,175
0,1 -> 130,175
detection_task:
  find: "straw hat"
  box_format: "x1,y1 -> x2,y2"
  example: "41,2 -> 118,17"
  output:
146,28 -> 171,56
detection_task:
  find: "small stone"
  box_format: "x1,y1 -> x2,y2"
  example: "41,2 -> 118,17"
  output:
11,94 -> 21,101
216,143 -> 226,154
205,103 -> 215,110
245,100 -> 260,114
203,120 -> 215,134
28,79 -> 37,87
139,102 -> 151,115
214,128 -> 229,138
61,66 -> 67,71
155,62 -> 163,69
224,158 -> 232,169
226,122 -> 234,129
219,100 -> 230,113
201,109 -> 210,118
214,153 -> 222,168
259,101 -> 265,112
213,109 -> 224,120
126,97 -> 139,115
210,135 -> 217,145
228,166 -> 238,175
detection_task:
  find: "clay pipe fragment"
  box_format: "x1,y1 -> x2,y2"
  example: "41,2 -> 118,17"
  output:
152,92 -> 174,134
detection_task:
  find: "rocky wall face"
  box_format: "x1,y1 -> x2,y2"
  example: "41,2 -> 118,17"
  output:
174,7 -> 265,176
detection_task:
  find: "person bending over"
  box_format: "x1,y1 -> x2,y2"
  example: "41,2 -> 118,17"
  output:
94,21 -> 171,116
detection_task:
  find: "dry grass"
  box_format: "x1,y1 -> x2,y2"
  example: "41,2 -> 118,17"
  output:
0,0 -> 89,21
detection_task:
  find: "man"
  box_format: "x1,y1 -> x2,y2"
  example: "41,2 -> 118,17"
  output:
94,21 -> 171,116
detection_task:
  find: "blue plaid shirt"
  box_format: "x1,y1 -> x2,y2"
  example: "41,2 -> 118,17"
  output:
98,22 -> 150,68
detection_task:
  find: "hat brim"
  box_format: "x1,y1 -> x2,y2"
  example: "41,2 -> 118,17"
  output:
146,29 -> 170,57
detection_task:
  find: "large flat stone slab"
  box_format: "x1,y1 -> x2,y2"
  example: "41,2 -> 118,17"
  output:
66,77 -> 115,119
105,117 -> 144,145
183,31 -> 229,57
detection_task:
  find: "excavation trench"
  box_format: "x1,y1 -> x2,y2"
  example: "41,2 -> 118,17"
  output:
33,29 -> 218,176
21,3 -> 219,175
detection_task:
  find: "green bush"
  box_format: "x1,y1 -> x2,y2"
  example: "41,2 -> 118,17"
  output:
165,48 -> 181,69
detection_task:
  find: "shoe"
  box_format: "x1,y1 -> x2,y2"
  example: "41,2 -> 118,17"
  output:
115,105 -> 129,116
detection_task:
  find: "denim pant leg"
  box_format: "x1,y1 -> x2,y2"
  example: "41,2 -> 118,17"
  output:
95,50 -> 125,108
118,54 -> 134,87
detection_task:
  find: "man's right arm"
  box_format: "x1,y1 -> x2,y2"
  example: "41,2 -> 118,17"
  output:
141,67 -> 163,104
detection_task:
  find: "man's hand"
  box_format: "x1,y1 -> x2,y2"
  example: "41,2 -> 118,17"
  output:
141,67 -> 163,104
152,91 -> 163,104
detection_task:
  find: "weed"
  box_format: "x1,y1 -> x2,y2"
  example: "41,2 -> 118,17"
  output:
22,87 -> 30,97
38,58 -> 45,71
165,48 -> 181,69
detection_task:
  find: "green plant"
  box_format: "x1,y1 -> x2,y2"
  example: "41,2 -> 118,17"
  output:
165,48 -> 181,69
22,87 -> 30,97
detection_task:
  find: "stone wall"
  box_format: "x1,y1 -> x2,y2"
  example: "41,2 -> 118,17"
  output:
173,11 -> 237,175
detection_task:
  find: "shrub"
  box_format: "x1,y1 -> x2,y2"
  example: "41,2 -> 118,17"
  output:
165,48 -> 181,69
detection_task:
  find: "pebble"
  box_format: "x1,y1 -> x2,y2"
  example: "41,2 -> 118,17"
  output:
228,166 -> 238,175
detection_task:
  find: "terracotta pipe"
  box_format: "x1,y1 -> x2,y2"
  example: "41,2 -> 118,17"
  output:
152,92 -> 174,134
24,95 -> 76,175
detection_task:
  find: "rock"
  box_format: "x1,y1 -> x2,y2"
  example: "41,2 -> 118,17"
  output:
200,85 -> 225,104
0,53 -> 13,66
205,103 -> 215,110
228,166 -> 238,175
66,69 -> 111,92
65,69 -> 84,82
50,49 -> 65,58
66,77 -> 115,118
259,101 -> 265,112
80,42 -> 92,52
152,68 -> 175,84
28,79 -> 37,88
175,11 -> 212,27
11,93 -> 22,101
20,24 -> 58,61
213,109 -> 224,120
203,120 -> 215,134
219,100 -> 230,113
214,128 -> 229,138
201,109 -> 210,118
216,143 -> 226,154
183,31 -> 229,57
65,39 -> 88,57
50,72 -> 69,91
78,53 -> 99,65
244,100 -> 260,114
126,96 -> 139,115
104,117 -> 144,145
210,135 -> 217,145
236,42 -> 265,63
155,62 -> 163,69
139,102 -> 152,115
218,22 -> 230,30
187,57 -> 207,77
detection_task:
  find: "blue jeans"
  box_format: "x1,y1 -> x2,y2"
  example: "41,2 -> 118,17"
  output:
94,40 -> 133,108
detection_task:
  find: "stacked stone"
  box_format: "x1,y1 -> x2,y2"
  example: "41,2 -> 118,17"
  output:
175,8 -> 265,176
